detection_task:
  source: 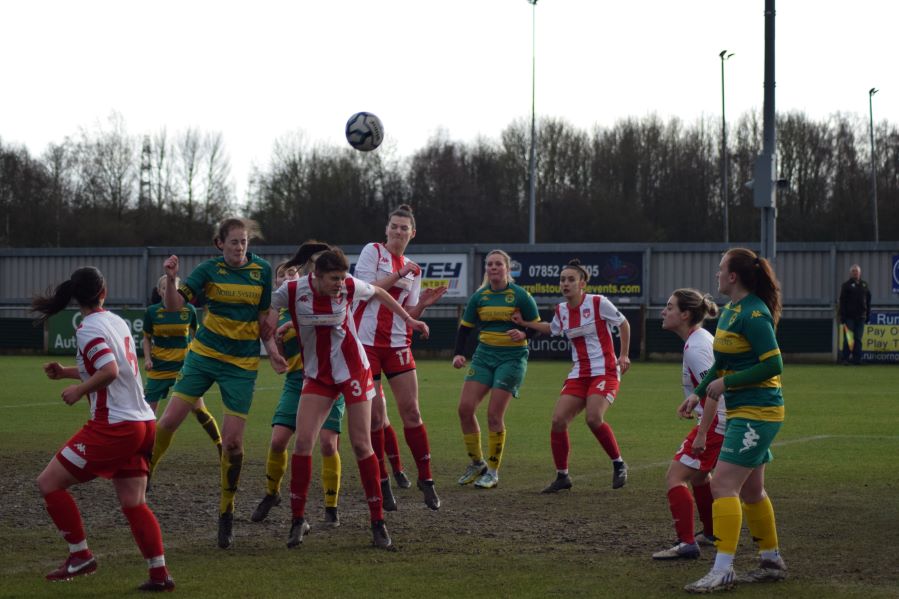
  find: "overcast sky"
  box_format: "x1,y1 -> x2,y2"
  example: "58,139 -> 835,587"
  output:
2,0 -> 895,199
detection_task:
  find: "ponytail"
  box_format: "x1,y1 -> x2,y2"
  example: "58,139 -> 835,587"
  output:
32,267 -> 106,324
282,240 -> 332,275
723,248 -> 782,325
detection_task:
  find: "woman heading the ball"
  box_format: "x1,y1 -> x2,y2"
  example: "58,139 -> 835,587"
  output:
268,246 -> 429,550
512,259 -> 631,492
652,288 -> 725,561
453,249 -> 540,489
150,217 -> 286,550
684,248 -> 787,593
353,204 -> 447,511
33,267 -> 174,591
251,246 -> 347,527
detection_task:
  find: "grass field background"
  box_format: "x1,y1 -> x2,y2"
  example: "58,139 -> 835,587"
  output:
1,355 -> 898,598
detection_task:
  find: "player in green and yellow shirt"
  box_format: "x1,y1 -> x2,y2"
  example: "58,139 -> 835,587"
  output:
452,249 -> 540,489
150,218 -> 287,550
250,256 -> 346,527
142,274 -> 222,457
684,248 -> 788,593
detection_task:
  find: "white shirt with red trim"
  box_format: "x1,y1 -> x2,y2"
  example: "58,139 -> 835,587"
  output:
353,242 -> 421,348
682,328 -> 727,435
272,273 -> 376,384
550,294 -> 626,380
75,311 -> 154,424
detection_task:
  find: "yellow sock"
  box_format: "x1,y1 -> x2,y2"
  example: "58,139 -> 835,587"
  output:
712,496 -> 743,555
743,496 -> 779,552
321,453 -> 342,508
150,425 -> 175,476
193,404 -> 223,457
463,432 -> 483,463
220,452 -> 243,514
265,449 -> 289,496
487,429 -> 506,472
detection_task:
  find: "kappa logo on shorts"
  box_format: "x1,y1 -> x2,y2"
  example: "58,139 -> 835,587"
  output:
739,423 -> 761,453
74,443 -> 86,454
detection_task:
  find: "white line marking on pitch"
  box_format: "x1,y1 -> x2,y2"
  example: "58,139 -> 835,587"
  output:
0,386 -> 283,409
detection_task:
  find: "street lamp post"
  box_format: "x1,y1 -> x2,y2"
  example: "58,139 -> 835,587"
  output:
868,87 -> 879,243
527,0 -> 538,245
720,50 -> 734,243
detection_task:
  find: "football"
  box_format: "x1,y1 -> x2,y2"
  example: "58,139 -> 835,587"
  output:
345,112 -> 384,152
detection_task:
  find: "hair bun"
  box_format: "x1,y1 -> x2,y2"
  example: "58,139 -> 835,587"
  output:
568,258 -> 582,266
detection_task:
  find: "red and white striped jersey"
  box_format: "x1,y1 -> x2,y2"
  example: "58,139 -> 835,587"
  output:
75,311 -> 154,424
272,273 -> 376,384
353,242 -> 421,348
682,328 -> 727,435
550,294 -> 626,380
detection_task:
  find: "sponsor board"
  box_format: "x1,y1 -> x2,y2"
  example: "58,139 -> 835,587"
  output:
862,310 -> 899,363
47,309 -> 146,356
494,252 -> 644,302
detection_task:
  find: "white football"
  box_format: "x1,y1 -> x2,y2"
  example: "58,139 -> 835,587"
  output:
345,112 -> 384,152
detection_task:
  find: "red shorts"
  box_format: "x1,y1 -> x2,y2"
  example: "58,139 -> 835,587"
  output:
364,345 -> 416,378
560,375 -> 619,402
56,420 -> 156,482
673,426 -> 725,472
303,370 -> 376,405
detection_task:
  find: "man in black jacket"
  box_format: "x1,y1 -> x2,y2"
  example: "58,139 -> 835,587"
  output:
838,264 -> 871,365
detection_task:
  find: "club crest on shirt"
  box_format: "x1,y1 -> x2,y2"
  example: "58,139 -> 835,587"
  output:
505,294 -> 515,304
582,309 -> 591,318
179,311 -> 189,321
250,270 -> 261,281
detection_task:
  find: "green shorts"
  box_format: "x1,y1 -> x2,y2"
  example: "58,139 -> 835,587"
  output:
464,345 -> 529,398
172,352 -> 258,417
718,417 -> 782,468
272,371 -> 345,433
144,377 -> 176,405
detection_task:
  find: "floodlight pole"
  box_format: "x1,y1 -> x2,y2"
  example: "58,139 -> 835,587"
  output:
720,50 -> 734,244
755,0 -> 777,265
868,87 -> 879,243
527,0 -> 538,245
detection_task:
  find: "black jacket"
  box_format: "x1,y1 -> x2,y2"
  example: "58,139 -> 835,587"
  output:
839,278 -> 871,321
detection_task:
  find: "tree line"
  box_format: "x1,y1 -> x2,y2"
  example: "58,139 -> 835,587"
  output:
1,111 -> 896,247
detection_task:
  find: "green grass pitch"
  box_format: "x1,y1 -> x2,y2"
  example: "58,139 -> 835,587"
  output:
0,356 -> 897,598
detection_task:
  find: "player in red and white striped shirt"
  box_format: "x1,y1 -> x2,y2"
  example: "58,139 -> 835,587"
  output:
268,247 -> 429,550
32,267 -> 174,592
353,204 -> 447,511
652,288 -> 727,561
513,259 -> 632,493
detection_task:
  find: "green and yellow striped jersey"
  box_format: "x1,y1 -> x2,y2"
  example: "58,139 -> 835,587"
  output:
143,302 -> 198,380
713,293 -> 784,421
179,252 -> 272,371
460,283 -> 540,348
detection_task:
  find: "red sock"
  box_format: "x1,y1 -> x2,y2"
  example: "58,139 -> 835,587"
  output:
550,430 -> 570,471
589,422 -> 621,460
290,454 -> 312,519
44,489 -> 87,549
692,481 -> 714,536
384,424 -> 403,473
667,485 -> 696,544
122,503 -> 168,579
370,427 -> 389,480
403,424 -> 432,481
357,454 -> 384,522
